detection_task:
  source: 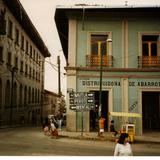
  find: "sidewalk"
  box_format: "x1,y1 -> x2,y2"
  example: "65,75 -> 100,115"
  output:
58,128 -> 160,144
1,125 -> 160,144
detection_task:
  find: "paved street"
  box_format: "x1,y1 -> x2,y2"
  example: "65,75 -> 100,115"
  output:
0,127 -> 160,156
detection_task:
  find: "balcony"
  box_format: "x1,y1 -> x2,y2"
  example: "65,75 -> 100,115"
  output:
86,55 -> 113,67
138,56 -> 160,68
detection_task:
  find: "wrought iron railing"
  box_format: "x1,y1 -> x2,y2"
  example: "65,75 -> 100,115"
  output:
138,56 -> 160,68
86,55 -> 113,67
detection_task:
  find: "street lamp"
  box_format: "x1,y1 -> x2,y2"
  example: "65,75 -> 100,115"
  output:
99,38 -> 112,117
57,55 -> 61,96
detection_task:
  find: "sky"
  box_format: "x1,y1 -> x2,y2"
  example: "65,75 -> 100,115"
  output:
19,0 -> 160,95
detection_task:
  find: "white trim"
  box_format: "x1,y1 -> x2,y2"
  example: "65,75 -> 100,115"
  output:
122,19 -> 128,68
68,19 -> 77,67
121,78 -> 129,123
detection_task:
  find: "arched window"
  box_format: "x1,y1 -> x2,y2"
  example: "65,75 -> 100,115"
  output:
5,80 -> 10,108
19,84 -> 23,107
13,82 -> 17,108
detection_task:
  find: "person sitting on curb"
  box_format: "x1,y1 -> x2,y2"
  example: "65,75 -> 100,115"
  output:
50,119 -> 58,138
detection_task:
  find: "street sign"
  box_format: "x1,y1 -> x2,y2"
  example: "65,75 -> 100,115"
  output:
69,92 -> 95,111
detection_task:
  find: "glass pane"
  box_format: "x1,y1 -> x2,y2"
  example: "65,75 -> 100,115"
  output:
142,43 -> 149,56
151,43 -> 157,56
91,34 -> 108,55
91,43 -> 98,55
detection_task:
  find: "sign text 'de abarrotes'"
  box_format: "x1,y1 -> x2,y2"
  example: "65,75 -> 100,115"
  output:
69,92 -> 95,111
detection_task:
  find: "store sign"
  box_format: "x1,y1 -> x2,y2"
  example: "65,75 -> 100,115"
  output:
82,80 -> 121,87
129,81 -> 160,87
69,92 -> 95,111
81,80 -> 160,87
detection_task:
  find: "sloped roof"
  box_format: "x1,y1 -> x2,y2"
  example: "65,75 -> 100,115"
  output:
2,0 -> 51,57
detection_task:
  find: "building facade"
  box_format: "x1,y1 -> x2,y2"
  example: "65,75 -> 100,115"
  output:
55,5 -> 160,135
0,0 -> 50,126
43,90 -> 66,124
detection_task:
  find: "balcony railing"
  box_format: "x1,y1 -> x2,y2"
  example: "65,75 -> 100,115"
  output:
138,56 -> 160,68
86,55 -> 113,67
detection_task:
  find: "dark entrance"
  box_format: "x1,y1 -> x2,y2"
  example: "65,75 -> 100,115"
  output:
142,91 -> 160,131
90,91 -> 108,131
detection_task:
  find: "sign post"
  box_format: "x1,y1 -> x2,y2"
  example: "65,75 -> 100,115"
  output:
81,111 -> 84,136
69,92 -> 95,136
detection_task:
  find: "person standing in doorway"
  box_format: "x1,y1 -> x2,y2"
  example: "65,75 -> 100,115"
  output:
98,116 -> 106,137
114,133 -> 133,156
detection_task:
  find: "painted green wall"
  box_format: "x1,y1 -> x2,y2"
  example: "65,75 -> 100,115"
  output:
76,16 -> 160,68
128,17 -> 160,68
77,19 -> 122,68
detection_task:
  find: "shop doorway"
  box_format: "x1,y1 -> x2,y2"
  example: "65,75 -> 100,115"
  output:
142,91 -> 160,131
90,91 -> 108,131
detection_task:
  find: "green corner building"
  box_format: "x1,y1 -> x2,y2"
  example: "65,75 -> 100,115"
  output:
55,5 -> 160,135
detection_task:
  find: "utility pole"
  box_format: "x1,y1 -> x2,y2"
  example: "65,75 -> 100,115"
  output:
98,42 -> 102,117
57,55 -> 61,96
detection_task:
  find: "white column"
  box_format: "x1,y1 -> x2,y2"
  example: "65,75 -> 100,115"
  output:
121,78 -> 129,123
68,19 -> 77,67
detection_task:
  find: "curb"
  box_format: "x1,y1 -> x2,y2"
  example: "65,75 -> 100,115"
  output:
59,134 -> 160,144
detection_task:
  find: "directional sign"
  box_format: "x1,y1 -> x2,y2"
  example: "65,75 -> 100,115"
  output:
69,92 -> 95,111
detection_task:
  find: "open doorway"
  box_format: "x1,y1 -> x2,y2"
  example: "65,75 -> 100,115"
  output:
90,91 -> 108,131
142,91 -> 160,132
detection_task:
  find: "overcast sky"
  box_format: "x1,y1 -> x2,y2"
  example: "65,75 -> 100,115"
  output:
19,0 -> 160,95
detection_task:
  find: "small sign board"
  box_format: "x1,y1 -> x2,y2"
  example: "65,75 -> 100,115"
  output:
69,92 -> 95,111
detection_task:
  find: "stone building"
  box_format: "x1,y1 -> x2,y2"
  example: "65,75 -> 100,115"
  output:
0,0 -> 50,126
43,90 -> 59,119
43,90 -> 66,123
55,5 -> 160,135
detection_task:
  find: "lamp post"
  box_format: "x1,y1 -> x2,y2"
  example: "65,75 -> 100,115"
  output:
98,41 -> 103,117
98,38 -> 112,117
57,55 -> 61,96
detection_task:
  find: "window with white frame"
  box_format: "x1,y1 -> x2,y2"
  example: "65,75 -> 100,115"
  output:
90,34 -> 108,56
139,34 -> 160,67
87,33 -> 112,67
142,35 -> 159,56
